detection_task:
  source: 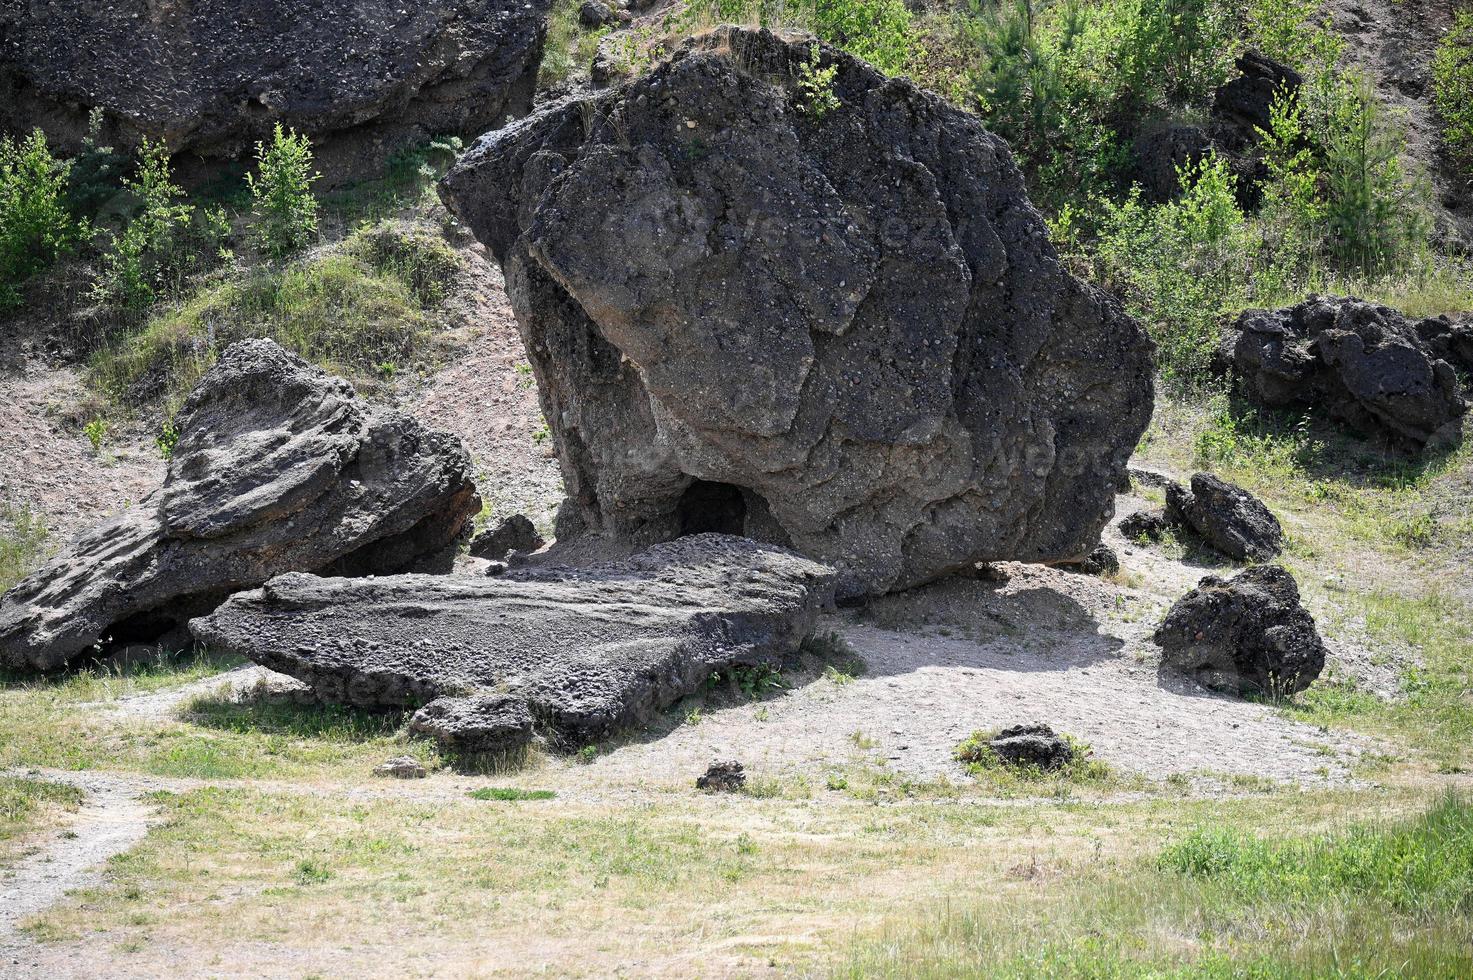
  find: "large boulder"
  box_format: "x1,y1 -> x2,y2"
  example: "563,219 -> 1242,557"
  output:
1165,473 -> 1283,562
1217,295 -> 1466,449
1153,564 -> 1326,698
189,535 -> 837,753
440,27 -> 1154,599
1212,50 -> 1303,141
0,339 -> 479,671
0,0 -> 551,164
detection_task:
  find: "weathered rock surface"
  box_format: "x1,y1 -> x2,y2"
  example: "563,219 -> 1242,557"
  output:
1165,473 -> 1283,562
1119,510 -> 1168,542
189,535 -> 837,753
696,760 -> 747,792
374,756 -> 429,779
1217,295 -> 1467,449
1154,564 -> 1326,697
0,0 -> 551,163
0,339 -> 479,671
988,723 -> 1075,771
441,27 -> 1154,599
1417,313 -> 1473,374
468,513 -> 545,560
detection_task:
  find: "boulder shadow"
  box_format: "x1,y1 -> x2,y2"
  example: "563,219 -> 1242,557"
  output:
180,683 -> 410,742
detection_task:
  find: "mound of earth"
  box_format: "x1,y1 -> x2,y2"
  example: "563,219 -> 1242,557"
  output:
1217,295 -> 1466,450
0,339 -> 479,671
0,0 -> 552,166
189,534 -> 837,753
441,26 -> 1153,600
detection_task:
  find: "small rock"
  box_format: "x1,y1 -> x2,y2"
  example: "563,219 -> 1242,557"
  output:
1119,510 -> 1168,541
1154,564 -> 1326,698
697,760 -> 746,792
988,724 -> 1075,771
1058,543 -> 1119,576
578,0 -> 614,27
1165,473 -> 1283,561
373,756 -> 428,779
468,514 -> 544,561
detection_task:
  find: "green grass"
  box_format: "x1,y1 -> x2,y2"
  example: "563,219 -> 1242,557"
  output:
0,503 -> 49,593
842,793 -> 1473,978
88,220 -> 461,411
467,787 -> 557,802
954,729 -> 1117,793
539,0 -> 609,88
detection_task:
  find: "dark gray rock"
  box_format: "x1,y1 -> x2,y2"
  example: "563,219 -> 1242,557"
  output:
1217,295 -> 1467,449
1416,313 -> 1473,374
696,760 -> 746,792
0,339 -> 480,671
1119,510 -> 1168,542
1165,473 -> 1283,561
988,724 -> 1074,771
579,0 -> 615,27
1153,564 -> 1326,698
1212,50 -> 1303,139
1057,543 -> 1120,576
440,27 -> 1154,600
468,514 -> 545,560
0,0 -> 551,165
189,534 -> 836,753
1132,124 -> 1213,203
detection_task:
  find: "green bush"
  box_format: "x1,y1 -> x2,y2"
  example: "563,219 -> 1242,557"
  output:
247,124 -> 320,260
1098,155 -> 1254,384
1433,12 -> 1473,169
65,108 -> 124,221
0,128 -> 83,309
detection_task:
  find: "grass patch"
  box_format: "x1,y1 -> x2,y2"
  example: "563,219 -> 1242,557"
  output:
0,503 -> 50,593
467,787 -> 557,802
88,220 -> 462,410
0,776 -> 84,863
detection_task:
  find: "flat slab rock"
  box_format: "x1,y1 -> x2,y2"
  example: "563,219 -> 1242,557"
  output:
189,534 -> 837,754
0,339 -> 479,671
441,27 -> 1153,600
0,0 -> 551,160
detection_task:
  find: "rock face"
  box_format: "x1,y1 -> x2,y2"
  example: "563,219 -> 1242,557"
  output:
440,27 -> 1154,599
0,339 -> 479,671
1217,295 -> 1467,449
0,0 -> 551,162
1165,473 -> 1283,562
988,724 -> 1075,771
189,535 -> 836,753
1154,565 -> 1326,698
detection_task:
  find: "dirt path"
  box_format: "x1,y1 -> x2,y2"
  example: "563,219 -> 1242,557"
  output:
0,773 -> 157,977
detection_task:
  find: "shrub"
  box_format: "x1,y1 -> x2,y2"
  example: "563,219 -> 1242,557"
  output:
1433,12 -> 1473,169
0,128 -> 82,309
247,124 -> 320,260
796,43 -> 841,118
1243,0 -> 1320,66
65,107 -> 124,221
812,0 -> 914,75
1098,155 -> 1255,384
93,139 -> 197,309
0,505 -> 49,594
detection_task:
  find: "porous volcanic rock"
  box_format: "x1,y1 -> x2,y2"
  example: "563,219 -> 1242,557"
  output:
1217,295 -> 1467,449
440,27 -> 1154,599
0,0 -> 551,163
1153,564 -> 1326,697
696,760 -> 747,792
1212,50 -> 1303,139
1165,473 -> 1283,561
1119,510 -> 1168,542
987,724 -> 1075,771
189,535 -> 837,753
1416,313 -> 1473,374
0,339 -> 479,671
1057,543 -> 1120,576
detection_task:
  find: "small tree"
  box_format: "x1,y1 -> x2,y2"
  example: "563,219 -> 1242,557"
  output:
0,128 -> 81,309
94,138 -> 195,309
248,124 -> 320,260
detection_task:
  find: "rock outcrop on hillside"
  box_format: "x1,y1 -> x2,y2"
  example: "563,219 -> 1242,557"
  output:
1154,564 -> 1327,698
0,340 -> 479,671
0,0 -> 551,163
1217,295 -> 1467,450
441,27 -> 1154,600
189,535 -> 837,754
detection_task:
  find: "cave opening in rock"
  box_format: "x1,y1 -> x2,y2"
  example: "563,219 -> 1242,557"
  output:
677,480 -> 748,537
